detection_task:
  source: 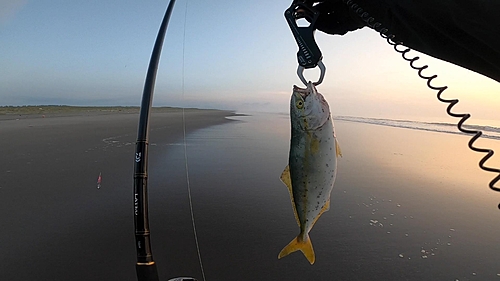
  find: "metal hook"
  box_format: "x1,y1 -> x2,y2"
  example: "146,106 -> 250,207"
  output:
297,59 -> 326,86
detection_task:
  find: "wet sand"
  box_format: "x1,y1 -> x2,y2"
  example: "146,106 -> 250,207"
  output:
151,114 -> 500,281
0,108 -> 234,281
2,111 -> 500,281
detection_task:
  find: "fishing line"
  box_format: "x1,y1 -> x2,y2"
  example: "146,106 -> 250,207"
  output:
342,0 -> 500,207
181,0 -> 207,280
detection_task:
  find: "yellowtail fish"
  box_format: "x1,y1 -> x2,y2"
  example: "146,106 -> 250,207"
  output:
278,82 -> 341,265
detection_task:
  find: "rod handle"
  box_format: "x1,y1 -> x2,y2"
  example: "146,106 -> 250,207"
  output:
136,263 -> 160,281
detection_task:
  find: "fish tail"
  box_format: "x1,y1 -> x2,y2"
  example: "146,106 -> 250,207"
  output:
278,234 -> 315,265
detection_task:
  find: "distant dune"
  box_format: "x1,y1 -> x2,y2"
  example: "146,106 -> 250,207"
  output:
0,106 -> 222,120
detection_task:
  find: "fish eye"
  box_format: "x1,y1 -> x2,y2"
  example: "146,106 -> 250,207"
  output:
296,100 -> 304,109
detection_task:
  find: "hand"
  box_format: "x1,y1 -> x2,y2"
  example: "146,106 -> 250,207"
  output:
306,0 -> 366,35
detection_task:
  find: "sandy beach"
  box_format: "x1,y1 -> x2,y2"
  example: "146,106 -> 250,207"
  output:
0,107 -> 234,281
2,109 -> 500,281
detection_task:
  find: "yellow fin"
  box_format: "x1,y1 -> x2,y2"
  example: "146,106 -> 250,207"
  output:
311,199 -> 330,228
280,165 -> 292,190
324,199 -> 330,212
280,166 -> 300,227
335,139 -> 342,158
278,234 -> 315,265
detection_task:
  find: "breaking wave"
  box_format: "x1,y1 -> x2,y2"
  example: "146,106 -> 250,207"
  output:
335,116 -> 500,140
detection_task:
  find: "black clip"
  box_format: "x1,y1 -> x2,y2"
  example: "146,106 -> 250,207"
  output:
285,1 -> 325,85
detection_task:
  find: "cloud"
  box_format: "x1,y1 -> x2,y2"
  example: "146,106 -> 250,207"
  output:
0,0 -> 27,26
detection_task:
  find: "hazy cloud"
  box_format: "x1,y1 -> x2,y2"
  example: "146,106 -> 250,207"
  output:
0,0 -> 27,26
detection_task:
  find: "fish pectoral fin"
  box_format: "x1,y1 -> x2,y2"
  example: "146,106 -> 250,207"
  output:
280,165 -> 300,227
335,139 -> 343,158
278,234 -> 315,265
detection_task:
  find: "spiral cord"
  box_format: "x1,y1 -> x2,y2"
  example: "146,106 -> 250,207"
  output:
343,0 -> 500,205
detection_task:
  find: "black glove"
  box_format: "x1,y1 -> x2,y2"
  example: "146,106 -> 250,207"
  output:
307,0 -> 366,35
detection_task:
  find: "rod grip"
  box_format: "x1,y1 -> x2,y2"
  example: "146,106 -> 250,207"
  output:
136,263 -> 159,281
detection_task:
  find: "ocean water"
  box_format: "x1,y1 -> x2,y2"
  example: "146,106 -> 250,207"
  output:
336,115 -> 500,140
150,112 -> 500,281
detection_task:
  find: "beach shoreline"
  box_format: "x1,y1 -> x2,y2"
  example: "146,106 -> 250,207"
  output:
2,111 -> 500,280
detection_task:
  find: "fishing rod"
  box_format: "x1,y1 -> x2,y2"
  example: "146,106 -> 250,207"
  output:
133,1 -> 197,281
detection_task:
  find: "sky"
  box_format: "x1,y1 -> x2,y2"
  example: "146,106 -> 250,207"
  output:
1,0 -> 499,124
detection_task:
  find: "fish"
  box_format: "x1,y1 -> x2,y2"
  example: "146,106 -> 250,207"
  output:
278,82 -> 342,265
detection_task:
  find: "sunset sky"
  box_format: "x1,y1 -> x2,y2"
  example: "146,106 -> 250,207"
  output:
2,0 -> 499,124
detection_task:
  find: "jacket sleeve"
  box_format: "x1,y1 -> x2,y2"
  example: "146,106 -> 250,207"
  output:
351,0 -> 500,82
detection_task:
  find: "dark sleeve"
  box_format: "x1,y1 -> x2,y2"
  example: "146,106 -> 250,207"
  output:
352,0 -> 500,82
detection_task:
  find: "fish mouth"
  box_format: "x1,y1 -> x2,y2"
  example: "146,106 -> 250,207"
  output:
293,84 -> 312,99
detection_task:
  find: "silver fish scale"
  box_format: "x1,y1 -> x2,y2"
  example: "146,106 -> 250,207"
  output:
289,114 -> 337,237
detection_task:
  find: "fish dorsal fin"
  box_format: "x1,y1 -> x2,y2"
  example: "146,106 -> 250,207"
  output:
280,165 -> 300,227
280,165 -> 292,189
335,139 -> 342,158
